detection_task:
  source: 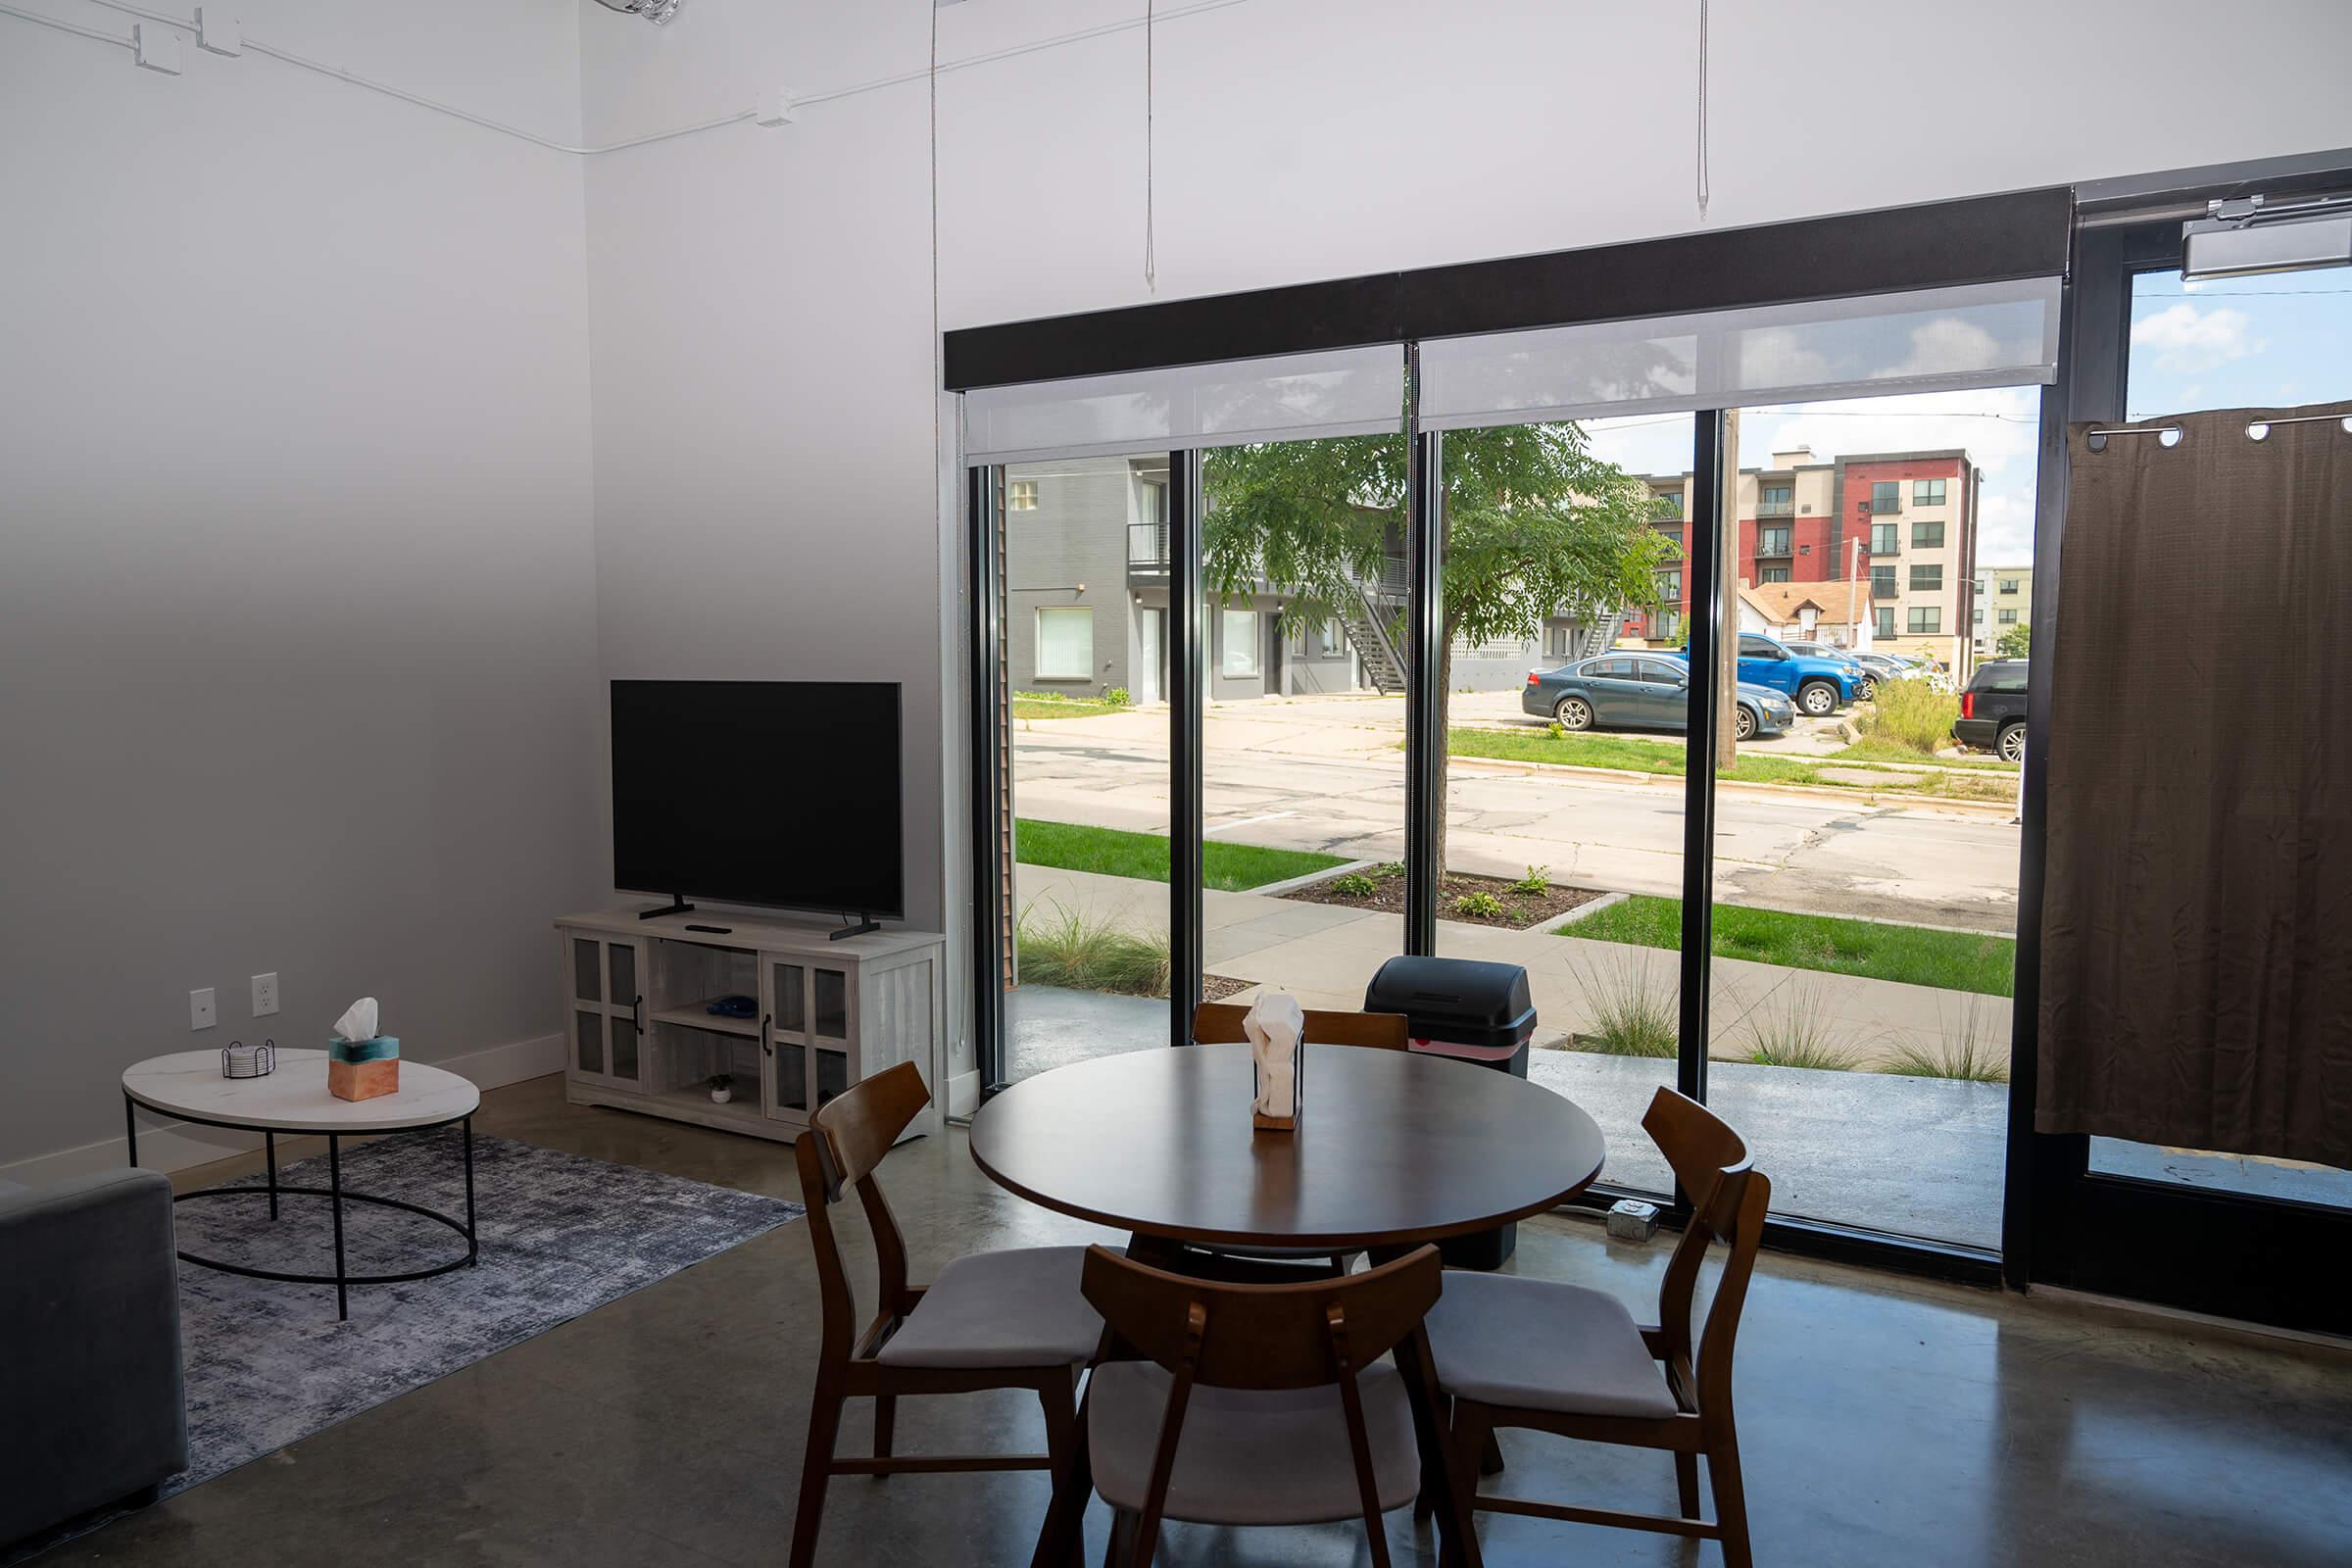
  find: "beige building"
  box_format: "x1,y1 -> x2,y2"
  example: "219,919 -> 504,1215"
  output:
1975,564 -> 2034,656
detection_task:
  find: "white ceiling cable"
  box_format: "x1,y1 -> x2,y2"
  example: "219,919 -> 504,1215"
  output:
1695,0 -> 1711,220
8,0 -> 1257,161
1145,0 -> 1158,293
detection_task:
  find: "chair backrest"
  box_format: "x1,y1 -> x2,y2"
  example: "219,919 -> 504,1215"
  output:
1642,1087 -> 1770,1425
1080,1243 -> 1441,1391
1191,1002 -> 1409,1052
1079,1245 -> 1446,1559
795,1061 -> 930,1366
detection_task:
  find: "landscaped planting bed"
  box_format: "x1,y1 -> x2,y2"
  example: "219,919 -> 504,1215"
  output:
1281,863 -> 1605,929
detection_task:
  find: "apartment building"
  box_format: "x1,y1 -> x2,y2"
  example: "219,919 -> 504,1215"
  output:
1975,563 -> 2035,656
1622,445 -> 1984,669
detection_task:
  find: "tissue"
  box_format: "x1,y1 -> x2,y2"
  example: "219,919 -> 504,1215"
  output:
1245,991 -> 1305,1126
331,997 -> 379,1044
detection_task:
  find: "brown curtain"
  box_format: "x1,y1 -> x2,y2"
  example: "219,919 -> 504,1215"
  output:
2039,400 -> 2352,1169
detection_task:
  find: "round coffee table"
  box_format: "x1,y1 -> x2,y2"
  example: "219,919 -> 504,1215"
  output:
122,1049 -> 482,1320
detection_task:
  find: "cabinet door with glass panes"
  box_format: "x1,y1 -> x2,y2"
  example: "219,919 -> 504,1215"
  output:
564,931 -> 649,1093
761,957 -> 855,1125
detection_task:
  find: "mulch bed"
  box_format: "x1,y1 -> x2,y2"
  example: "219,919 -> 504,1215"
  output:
1200,974 -> 1256,1002
1279,866 -> 1606,930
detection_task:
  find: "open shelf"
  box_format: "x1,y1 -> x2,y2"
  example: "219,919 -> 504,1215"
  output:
650,999 -> 762,1038
652,1081 -> 780,1128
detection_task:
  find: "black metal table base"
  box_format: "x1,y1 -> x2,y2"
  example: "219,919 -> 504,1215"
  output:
124,1097 -> 478,1322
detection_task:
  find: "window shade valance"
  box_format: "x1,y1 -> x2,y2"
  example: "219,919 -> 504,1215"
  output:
1416,276 -> 2061,432
963,345 -> 1406,465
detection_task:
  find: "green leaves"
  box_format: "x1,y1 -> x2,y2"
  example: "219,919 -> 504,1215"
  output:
1200,422 -> 1671,644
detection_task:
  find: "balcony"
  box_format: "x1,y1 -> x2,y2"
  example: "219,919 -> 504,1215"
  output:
1866,496 -> 1901,514
1127,521 -> 1169,577
1872,578 -> 1899,600
1753,534 -> 1793,560
1755,501 -> 1795,518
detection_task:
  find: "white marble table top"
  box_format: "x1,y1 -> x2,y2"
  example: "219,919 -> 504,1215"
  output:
122,1048 -> 480,1132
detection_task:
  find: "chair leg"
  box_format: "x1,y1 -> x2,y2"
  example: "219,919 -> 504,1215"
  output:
1039,1373 -> 1083,1568
1101,1506 -> 1133,1568
1031,1385 -> 1096,1568
873,1394 -> 897,1465
1675,1449 -> 1701,1520
1449,1403 -> 1492,1516
788,1387 -> 845,1568
1709,1438 -> 1753,1568
1478,1428 -> 1505,1478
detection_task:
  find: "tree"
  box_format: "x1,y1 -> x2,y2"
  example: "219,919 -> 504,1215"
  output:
1996,620 -> 2032,659
1203,422 -> 1673,875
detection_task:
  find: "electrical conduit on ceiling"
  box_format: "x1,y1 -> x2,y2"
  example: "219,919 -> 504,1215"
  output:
3,0 -> 1262,158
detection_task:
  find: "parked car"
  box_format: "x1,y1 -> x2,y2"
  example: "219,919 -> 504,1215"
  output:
1955,659 -> 2030,760
1783,640 -> 1878,699
1849,651 -> 1917,680
1524,654 -> 1795,742
1734,633 -> 1863,716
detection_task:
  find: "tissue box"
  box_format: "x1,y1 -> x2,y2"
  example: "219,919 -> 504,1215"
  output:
328,1035 -> 401,1102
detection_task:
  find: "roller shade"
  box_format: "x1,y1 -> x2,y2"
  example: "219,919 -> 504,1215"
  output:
1418,276 -> 2060,432
964,345 -> 1405,464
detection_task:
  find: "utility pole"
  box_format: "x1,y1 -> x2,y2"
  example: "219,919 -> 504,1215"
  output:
1715,408 -> 1741,769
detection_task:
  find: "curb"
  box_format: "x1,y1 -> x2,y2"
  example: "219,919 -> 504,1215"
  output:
1544,891 -> 1629,931
1245,858 -> 1382,898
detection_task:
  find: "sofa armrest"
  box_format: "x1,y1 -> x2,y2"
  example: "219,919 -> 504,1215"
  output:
0,1169 -> 188,1544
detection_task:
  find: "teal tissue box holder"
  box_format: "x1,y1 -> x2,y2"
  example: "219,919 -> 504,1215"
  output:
328,1035 -> 400,1100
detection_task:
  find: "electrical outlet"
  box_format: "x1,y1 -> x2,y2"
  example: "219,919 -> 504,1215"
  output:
251,972 -> 279,1017
190,988 -> 217,1030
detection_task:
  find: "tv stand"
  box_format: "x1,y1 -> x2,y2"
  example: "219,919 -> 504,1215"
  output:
638,894 -> 696,920
555,906 -> 944,1147
829,913 -> 881,941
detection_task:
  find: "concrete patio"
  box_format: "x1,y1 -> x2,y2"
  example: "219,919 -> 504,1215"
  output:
1005,984 -> 2009,1249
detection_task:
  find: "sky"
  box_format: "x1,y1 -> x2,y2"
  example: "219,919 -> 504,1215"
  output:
1579,269 -> 2352,576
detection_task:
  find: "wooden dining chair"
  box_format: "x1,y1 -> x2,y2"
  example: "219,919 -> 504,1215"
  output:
1422,1087 -> 1769,1568
1181,1002 -> 1409,1280
790,1061 -> 1098,1568
1191,1001 -> 1410,1053
1033,1243 -> 1465,1568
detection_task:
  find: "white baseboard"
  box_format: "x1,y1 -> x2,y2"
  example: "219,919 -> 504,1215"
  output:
946,1068 -> 981,1119
0,1031 -> 566,1188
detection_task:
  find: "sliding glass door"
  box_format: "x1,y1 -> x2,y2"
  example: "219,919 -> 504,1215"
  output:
961,240 -> 2066,1276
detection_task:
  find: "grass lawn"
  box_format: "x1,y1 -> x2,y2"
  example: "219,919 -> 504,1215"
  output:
1565,895 -> 2017,996
1829,738 -> 2018,772
1441,729 -> 2015,802
1015,818 -> 1348,892
1012,691 -> 1132,720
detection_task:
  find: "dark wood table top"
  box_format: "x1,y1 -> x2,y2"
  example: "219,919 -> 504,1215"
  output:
967,1044 -> 1606,1250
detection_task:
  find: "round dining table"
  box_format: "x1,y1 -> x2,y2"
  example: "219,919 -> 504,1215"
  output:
969,1041 -> 1607,1253
969,1042 -> 1607,1568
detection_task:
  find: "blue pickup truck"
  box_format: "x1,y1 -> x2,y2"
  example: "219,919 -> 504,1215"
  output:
1735,633 -> 1863,715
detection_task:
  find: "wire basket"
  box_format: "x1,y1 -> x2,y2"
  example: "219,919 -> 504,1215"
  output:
221,1038 -> 275,1079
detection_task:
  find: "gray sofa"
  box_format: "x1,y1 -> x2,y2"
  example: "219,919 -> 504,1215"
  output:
0,1169 -> 188,1546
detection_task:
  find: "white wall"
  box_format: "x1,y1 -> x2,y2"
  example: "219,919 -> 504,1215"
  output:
0,0 -> 599,1172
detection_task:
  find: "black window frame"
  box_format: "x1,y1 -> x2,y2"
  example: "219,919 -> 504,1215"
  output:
957,183 -> 2075,1291
1912,518 -> 1946,549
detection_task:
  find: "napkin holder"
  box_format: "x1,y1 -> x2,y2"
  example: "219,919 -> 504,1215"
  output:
328,1035 -> 401,1102
1250,1025 -> 1305,1133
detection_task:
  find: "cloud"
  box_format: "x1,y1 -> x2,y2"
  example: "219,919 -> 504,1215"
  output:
2132,303 -> 2258,374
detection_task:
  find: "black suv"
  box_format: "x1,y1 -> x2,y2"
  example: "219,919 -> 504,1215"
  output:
1955,660 -> 2029,761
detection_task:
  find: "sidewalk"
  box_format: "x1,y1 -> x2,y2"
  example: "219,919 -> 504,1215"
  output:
1010,864 -> 2014,1070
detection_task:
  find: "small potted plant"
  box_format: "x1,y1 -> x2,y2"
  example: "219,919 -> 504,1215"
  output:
708,1072 -> 735,1105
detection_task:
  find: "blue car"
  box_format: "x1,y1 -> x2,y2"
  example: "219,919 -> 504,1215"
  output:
1735,633 -> 1863,716
1523,653 -> 1795,742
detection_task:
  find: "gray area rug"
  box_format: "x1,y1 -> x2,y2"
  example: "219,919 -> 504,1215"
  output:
7,1132 -> 799,1563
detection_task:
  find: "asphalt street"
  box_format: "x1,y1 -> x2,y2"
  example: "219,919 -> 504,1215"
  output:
1010,695 -> 2022,932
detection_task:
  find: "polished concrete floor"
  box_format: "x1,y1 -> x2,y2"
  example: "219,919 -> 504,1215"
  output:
49,1073 -> 2352,1567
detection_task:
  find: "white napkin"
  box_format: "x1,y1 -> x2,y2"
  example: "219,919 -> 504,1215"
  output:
1244,991 -> 1305,1118
330,997 -> 380,1044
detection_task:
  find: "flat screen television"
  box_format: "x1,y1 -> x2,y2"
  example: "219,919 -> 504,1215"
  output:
611,680 -> 904,924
